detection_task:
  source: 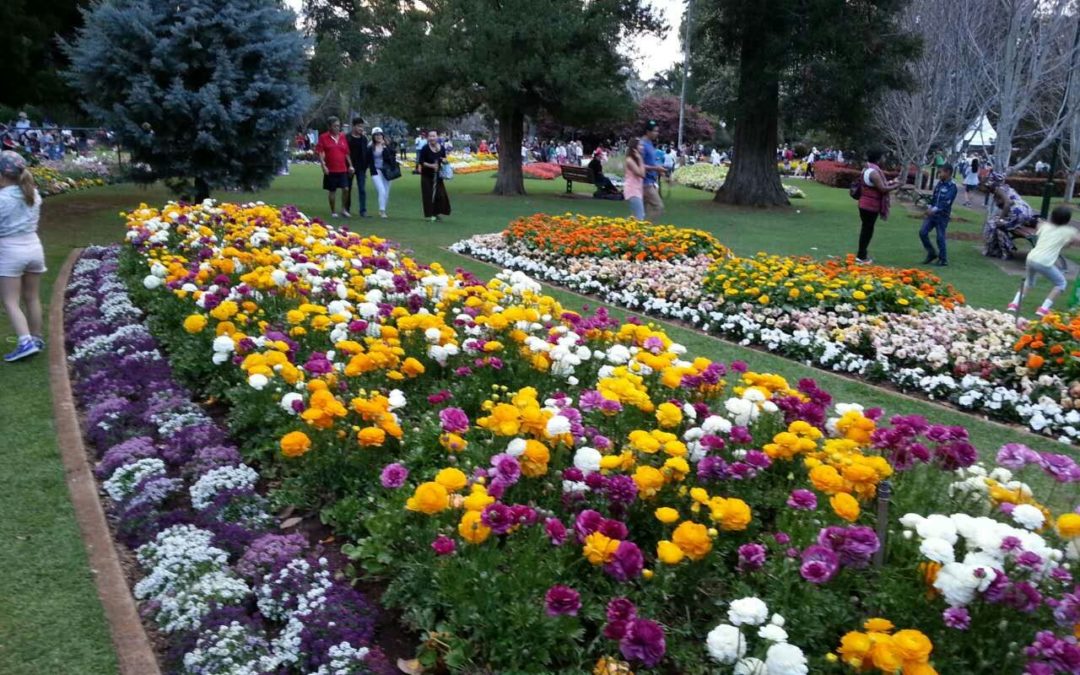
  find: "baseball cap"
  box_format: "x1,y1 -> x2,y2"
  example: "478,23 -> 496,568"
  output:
372,126 -> 384,135
644,120 -> 659,132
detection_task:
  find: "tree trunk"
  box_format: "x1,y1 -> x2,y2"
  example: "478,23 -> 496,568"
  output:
194,177 -> 211,202
714,30 -> 788,207
1067,170 -> 1078,203
494,108 -> 526,196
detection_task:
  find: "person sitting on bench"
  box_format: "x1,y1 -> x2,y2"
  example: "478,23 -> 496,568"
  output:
588,151 -> 616,194
981,172 -> 1038,260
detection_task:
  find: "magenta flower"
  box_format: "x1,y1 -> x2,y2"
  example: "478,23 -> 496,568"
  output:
942,606 -> 970,630
574,509 -> 604,542
737,543 -> 767,572
481,503 -> 513,534
544,585 -> 581,617
431,535 -> 456,556
800,545 -> 839,584
545,518 -> 568,546
380,463 -> 409,489
439,407 -> 469,433
787,489 -> 818,510
997,443 -> 1041,471
605,540 -> 644,582
619,618 -> 666,668
490,453 -> 522,485
606,597 -> 637,622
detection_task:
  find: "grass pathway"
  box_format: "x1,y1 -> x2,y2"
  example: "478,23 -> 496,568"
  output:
1,168 -> 1072,673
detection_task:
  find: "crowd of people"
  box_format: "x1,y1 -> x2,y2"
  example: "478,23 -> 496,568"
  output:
1,111 -> 108,160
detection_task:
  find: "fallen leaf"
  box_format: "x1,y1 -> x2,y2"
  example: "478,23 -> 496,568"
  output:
280,516 -> 303,529
397,658 -> 423,674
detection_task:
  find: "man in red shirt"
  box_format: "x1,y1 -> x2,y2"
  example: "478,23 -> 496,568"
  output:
315,116 -> 353,218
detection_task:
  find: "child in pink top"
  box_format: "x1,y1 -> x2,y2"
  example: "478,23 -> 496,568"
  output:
623,138 -> 646,220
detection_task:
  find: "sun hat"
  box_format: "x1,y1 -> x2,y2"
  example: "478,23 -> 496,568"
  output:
0,150 -> 27,179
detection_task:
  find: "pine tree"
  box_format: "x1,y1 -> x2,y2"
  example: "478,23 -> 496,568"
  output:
65,0 -> 310,200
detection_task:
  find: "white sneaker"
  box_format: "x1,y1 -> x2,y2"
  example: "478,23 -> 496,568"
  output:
341,210 -> 351,217
380,211 -> 387,219
330,213 -> 339,218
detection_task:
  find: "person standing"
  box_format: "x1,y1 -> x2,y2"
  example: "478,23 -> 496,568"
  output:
640,121 -> 667,222
0,151 -> 45,362
854,148 -> 901,264
919,165 -> 957,266
316,117 -> 353,218
806,148 -> 817,179
345,117 -> 371,218
369,127 -> 397,218
419,130 -> 451,221
624,138 -> 646,220
962,156 -> 980,206
1008,207 -> 1080,317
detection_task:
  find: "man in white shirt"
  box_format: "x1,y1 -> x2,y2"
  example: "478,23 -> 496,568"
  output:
710,148 -> 721,166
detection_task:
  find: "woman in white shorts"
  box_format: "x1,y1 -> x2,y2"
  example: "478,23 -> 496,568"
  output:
0,150 -> 46,362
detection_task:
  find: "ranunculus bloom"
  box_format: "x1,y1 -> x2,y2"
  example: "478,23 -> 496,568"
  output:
431,535 -> 456,556
605,540 -> 644,581
380,462 -> 409,488
545,517 -> 568,545
800,545 -> 839,584
439,407 -> 469,433
786,489 -> 818,510
544,585 -> 581,617
606,597 -> 637,623
737,543 -> 767,572
619,618 -> 666,668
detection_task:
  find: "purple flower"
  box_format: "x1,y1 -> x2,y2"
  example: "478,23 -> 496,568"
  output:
509,504 -> 538,527
817,526 -> 879,568
605,475 -> 638,508
943,606 -> 970,630
800,545 -> 839,584
619,618 -> 666,668
604,620 -> 630,640
544,585 -> 581,617
599,519 -> 628,541
574,509 -> 604,542
606,597 -> 637,623
380,463 -> 409,489
1041,453 -> 1080,483
481,503 -> 513,534
431,535 -> 456,556
1025,631 -> 1080,673
545,518 -> 568,546
997,443 -> 1041,471
605,540 -> 644,582
737,543 -> 767,572
1017,551 -> 1044,570
697,456 -> 729,481
439,407 -> 469,433
490,453 -> 521,486
787,489 -> 818,510
1000,536 -> 1023,552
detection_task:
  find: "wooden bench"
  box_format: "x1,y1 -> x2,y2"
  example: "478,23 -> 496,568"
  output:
560,165 -> 595,194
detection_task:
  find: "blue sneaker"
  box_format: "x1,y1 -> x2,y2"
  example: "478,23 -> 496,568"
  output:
4,340 -> 40,362
32,336 -> 45,350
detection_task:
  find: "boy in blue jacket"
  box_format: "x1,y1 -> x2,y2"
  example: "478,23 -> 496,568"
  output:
920,165 -> 958,266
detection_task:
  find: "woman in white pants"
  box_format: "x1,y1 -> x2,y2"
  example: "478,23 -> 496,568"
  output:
369,127 -> 397,218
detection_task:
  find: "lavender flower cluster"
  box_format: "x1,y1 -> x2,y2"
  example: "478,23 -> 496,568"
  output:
65,247 -> 393,674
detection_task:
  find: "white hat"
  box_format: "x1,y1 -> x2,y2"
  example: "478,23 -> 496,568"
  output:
372,126 -> 384,135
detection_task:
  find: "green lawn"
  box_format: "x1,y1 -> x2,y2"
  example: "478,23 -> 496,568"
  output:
0,166 -> 1073,673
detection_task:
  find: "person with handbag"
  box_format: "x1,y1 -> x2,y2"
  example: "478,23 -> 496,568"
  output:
369,127 -> 400,218
419,129 -> 451,221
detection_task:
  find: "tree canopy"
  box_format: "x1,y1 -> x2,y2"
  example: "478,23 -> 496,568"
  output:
65,0 -> 310,200
360,0 -> 661,195
0,0 -> 87,114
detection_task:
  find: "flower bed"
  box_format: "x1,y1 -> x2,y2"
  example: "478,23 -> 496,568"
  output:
65,247 -> 391,674
452,220 -> 1080,443
31,163 -> 110,197
505,213 -> 730,261
116,199 -> 1080,673
672,163 -> 805,198
523,162 -> 562,180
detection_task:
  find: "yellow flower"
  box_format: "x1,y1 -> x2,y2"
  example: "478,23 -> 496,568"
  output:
1057,513 -> 1080,538
401,357 -> 426,377
357,426 -> 386,447
870,638 -> 904,672
656,540 -> 685,564
654,507 -> 679,524
520,439 -> 550,477
830,492 -> 861,522
633,465 -> 665,498
438,432 -> 468,453
583,532 -> 619,565
710,497 -> 752,531
405,482 -> 450,515
655,402 -> 683,428
671,521 -> 712,560
209,300 -> 239,320
462,484 -> 495,512
837,632 -> 872,668
891,629 -> 933,664
863,618 -> 895,633
458,510 -> 491,543
435,467 -> 468,492
280,431 -> 311,458
183,314 -> 207,333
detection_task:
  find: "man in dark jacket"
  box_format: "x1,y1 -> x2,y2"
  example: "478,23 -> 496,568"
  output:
345,117 -> 371,217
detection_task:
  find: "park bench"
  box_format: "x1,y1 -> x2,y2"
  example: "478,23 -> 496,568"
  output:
561,165 -> 595,194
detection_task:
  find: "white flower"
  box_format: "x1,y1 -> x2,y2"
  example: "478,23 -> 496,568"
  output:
143,275 -> 162,289
573,447 -> 601,474
734,658 -> 767,675
919,537 -> 955,564
1012,504 -> 1045,530
706,624 -> 747,664
728,597 -> 769,626
933,562 -> 992,606
758,623 -> 788,643
248,374 -> 269,390
765,642 -> 808,675
212,335 -> 235,353
280,392 -> 303,414
387,389 -> 407,410
546,415 -> 572,437
506,439 -> 527,457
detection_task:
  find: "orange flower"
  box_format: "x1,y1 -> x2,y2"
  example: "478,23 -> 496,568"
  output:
280,431 -> 312,458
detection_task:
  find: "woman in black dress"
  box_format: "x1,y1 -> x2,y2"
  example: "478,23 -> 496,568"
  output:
419,130 -> 451,221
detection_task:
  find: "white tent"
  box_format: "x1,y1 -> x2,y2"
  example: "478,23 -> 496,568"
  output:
956,114 -> 997,151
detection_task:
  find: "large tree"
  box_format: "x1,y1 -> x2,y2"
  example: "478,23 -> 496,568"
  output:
65,0 -> 310,201
361,0 -> 659,195
0,0 -> 87,113
695,0 -> 918,207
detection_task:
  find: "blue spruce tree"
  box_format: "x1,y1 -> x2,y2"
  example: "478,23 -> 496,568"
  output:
65,0 -> 310,200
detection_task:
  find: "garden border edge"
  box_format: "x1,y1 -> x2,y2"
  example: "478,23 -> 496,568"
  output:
48,247 -> 162,675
